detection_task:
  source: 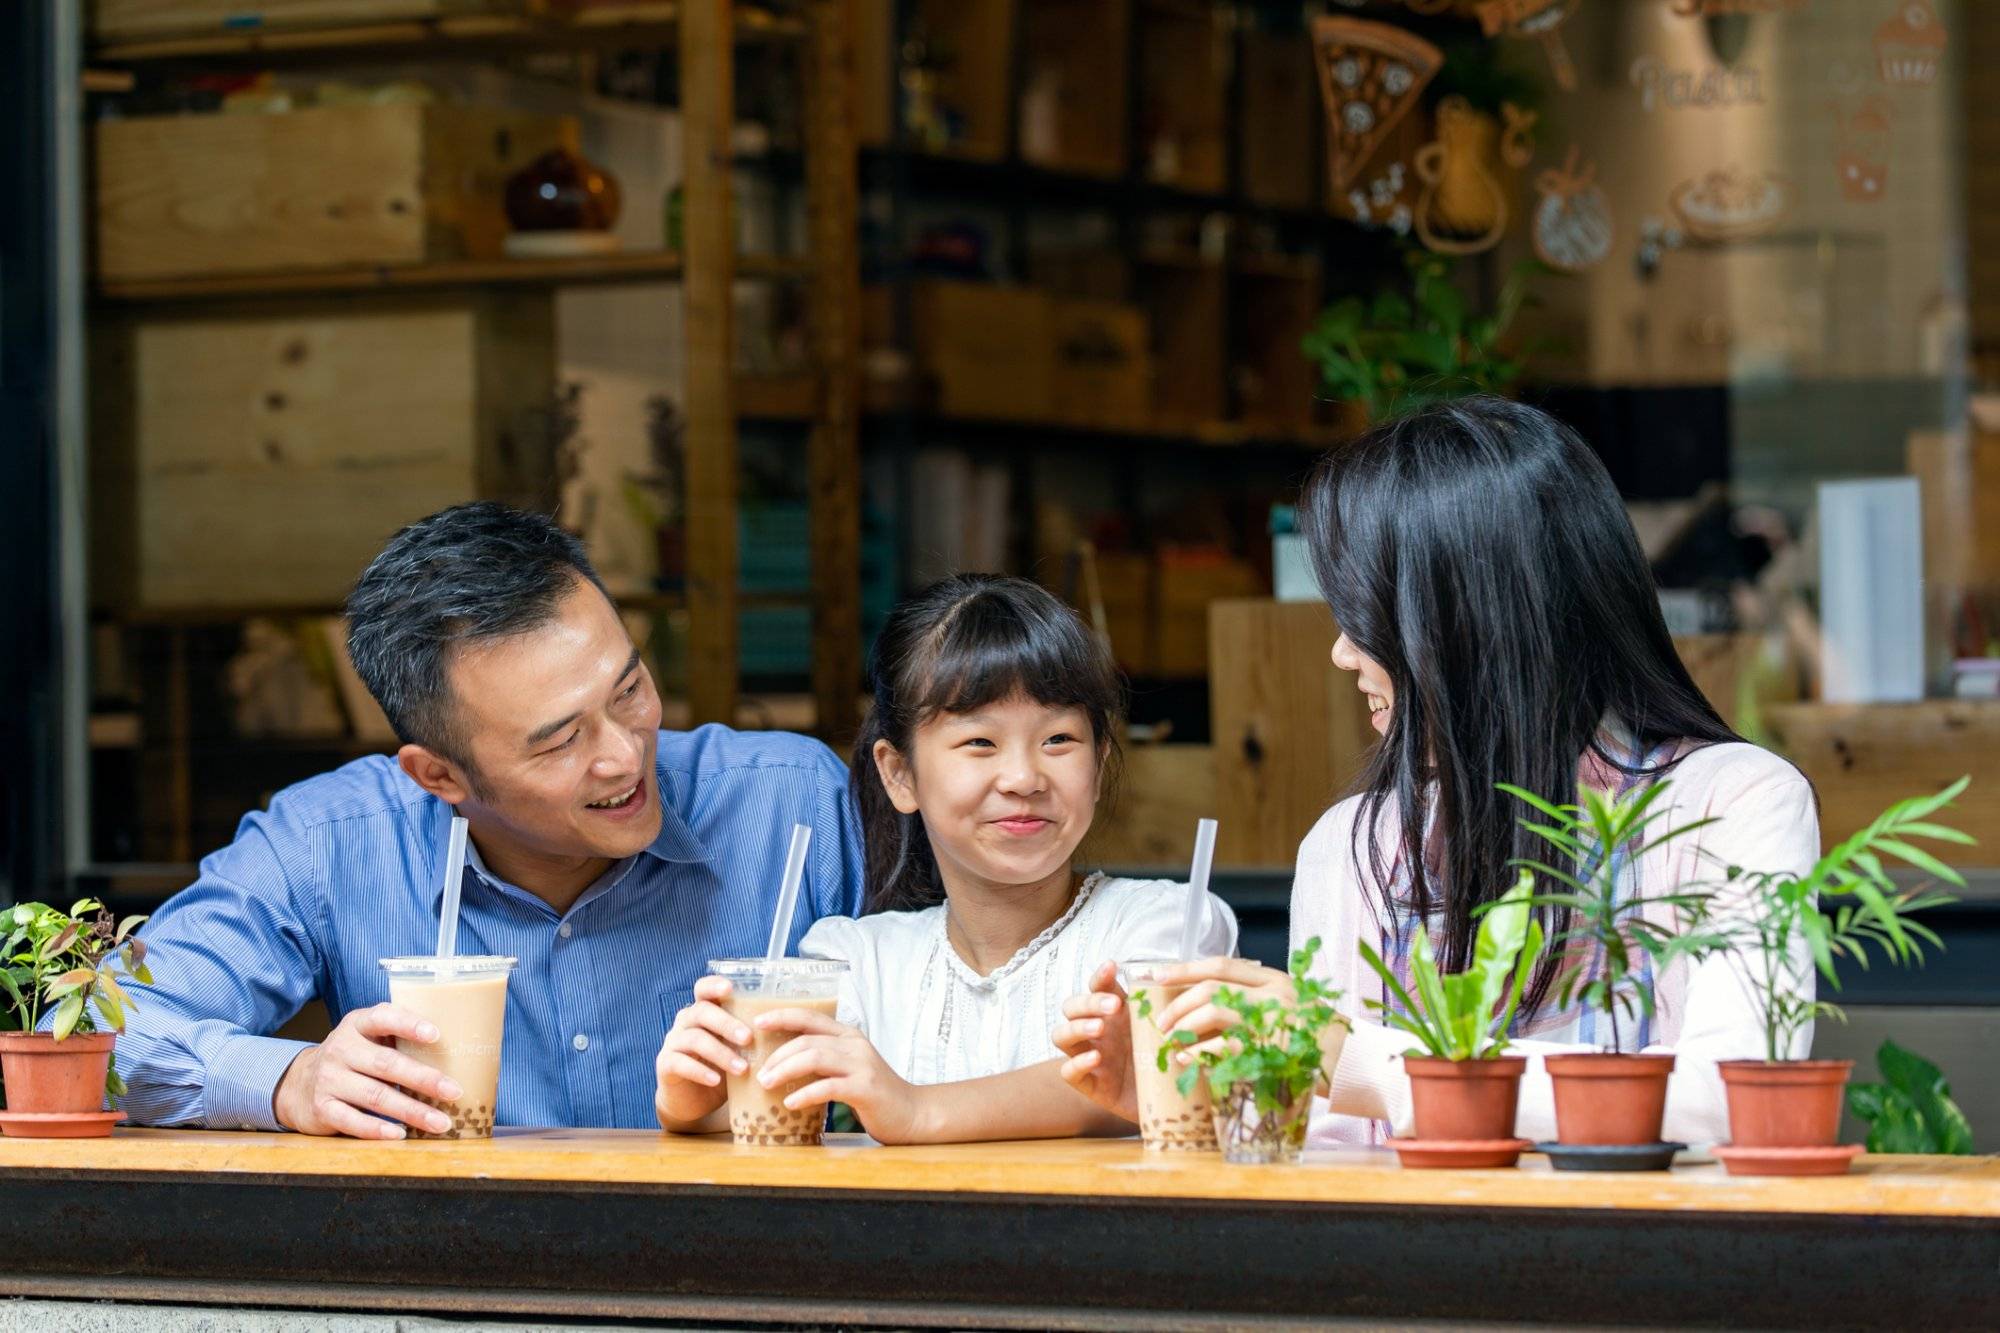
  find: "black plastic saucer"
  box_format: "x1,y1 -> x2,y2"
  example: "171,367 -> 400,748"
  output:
1532,1141 -> 1687,1172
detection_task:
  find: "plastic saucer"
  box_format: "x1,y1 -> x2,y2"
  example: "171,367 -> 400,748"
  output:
1532,1140 -> 1686,1172
1385,1137 -> 1532,1169
1712,1143 -> 1863,1177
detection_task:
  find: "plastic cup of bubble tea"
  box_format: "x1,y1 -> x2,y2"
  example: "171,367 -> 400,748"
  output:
708,957 -> 849,1146
1120,959 -> 1220,1153
379,955 -> 516,1140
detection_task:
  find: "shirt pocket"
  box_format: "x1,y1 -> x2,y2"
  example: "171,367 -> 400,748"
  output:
658,986 -> 698,1033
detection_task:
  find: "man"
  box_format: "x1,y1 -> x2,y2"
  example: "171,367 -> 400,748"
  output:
114,504 -> 862,1136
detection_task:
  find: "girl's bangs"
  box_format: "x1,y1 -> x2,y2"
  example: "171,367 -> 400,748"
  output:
910,599 -> 1104,724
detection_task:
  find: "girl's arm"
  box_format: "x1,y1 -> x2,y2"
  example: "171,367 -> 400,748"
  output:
749,1006 -> 1130,1144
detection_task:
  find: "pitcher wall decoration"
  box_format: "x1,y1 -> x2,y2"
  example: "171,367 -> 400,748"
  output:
1414,97 -> 1537,256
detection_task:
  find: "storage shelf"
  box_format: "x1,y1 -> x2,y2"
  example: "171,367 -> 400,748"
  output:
858,146 -> 1356,233
90,4 -> 805,65
95,250 -> 810,303
862,405 -> 1350,454
102,588 -> 820,626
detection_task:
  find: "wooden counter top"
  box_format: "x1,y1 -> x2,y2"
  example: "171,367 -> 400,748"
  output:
5,1130 -> 1995,1328
6,1127 -> 1998,1220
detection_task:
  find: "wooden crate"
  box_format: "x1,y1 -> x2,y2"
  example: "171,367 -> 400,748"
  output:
870,281 -> 1055,422
1051,298 -> 1151,431
91,292 -> 556,608
1137,256 -> 1226,427
1239,28 -> 1318,210
1209,598 -> 1376,868
1765,701 -> 2000,849
1137,2 -> 1229,192
1155,551 -> 1261,678
1020,0 -> 1130,176
1085,743 -> 1216,869
95,103 -> 576,282
1091,551 -> 1154,677
90,0 -> 526,39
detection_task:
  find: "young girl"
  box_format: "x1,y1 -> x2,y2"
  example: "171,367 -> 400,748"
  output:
656,574 -> 1236,1143
1056,397 -> 1817,1148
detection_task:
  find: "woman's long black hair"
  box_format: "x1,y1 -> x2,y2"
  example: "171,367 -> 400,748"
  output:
853,574 -> 1126,914
1298,396 -> 1741,1015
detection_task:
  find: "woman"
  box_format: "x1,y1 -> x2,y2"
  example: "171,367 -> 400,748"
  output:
1055,396 -> 1816,1147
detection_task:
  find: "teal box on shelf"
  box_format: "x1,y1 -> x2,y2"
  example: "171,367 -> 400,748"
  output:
737,502 -> 897,678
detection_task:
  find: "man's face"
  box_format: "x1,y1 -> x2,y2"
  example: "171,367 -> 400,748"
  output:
445,579 -> 664,864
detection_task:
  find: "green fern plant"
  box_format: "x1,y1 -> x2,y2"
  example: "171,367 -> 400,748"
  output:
1356,870 -> 1544,1060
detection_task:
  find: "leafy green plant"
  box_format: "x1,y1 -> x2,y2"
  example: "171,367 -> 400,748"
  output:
1702,779 -> 1969,1063
1163,938 -> 1347,1155
1,900 -> 151,1099
1356,870 -> 1544,1061
1846,1039 -> 1974,1155
1500,780 -> 1733,1052
1302,252 -> 1542,423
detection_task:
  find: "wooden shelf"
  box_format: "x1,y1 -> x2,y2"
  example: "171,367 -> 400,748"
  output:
90,4 -> 805,65
100,587 -> 822,626
95,250 -> 810,303
863,404 -> 1349,453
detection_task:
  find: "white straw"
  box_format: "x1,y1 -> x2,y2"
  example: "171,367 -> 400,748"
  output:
764,823 -> 813,961
434,814 -> 470,964
1178,818 -> 1219,961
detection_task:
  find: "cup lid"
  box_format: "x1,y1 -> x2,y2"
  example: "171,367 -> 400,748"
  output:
380,955 -> 518,976
705,957 -> 849,977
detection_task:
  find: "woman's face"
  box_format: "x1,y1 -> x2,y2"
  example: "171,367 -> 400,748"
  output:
872,693 -> 1102,897
1332,632 -> 1394,736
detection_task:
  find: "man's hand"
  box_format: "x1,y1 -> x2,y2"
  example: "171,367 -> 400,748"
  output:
272,1003 -> 461,1139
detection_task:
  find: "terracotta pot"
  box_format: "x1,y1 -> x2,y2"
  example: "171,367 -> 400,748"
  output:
0,1031 -> 114,1114
1718,1059 -> 1853,1148
1404,1055 -> 1527,1141
1545,1052 -> 1676,1145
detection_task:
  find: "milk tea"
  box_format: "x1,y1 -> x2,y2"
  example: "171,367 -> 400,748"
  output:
1122,962 -> 1218,1152
381,956 -> 515,1140
707,957 -> 849,1147
723,992 -> 839,1145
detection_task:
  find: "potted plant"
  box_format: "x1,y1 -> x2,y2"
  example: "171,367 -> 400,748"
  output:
1162,938 -> 1347,1165
1845,1039 -> 1973,1156
1356,871 -> 1544,1168
1301,251 -> 1541,424
1500,780 -> 1730,1158
0,899 -> 150,1139
1701,778 -> 1968,1176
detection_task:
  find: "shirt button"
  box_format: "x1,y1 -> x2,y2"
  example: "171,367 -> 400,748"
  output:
572,1033 -> 589,1052
558,922 -> 573,939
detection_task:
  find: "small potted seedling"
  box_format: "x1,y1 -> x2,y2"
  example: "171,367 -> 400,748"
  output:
1701,778 -> 1968,1176
0,899 -> 150,1138
1162,938 -> 1347,1165
1357,871 -> 1545,1169
1500,780 -> 1730,1166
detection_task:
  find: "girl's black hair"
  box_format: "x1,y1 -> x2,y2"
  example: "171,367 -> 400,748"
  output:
853,574 -> 1126,914
1298,395 -> 1743,1016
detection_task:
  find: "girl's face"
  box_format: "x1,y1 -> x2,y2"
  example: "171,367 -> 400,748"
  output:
874,693 -> 1101,896
1332,632 -> 1395,736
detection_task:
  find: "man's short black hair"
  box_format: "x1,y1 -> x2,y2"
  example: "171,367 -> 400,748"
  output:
346,503 -> 608,766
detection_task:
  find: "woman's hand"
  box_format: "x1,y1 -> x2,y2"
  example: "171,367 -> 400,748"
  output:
1149,956 -> 1296,1061
1052,962 -> 1139,1123
654,975 -> 747,1132
751,1007 -> 927,1145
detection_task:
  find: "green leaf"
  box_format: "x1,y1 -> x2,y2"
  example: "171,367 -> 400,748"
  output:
52,993 -> 85,1041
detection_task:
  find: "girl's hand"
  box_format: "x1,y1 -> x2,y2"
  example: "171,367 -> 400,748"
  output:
654,975 -> 748,1131
750,1007 -> 926,1145
1052,961 -> 1139,1123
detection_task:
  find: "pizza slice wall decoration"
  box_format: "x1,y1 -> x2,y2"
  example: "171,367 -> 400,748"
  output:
1309,16 -> 1444,193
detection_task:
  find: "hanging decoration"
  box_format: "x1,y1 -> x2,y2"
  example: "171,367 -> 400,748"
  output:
1309,17 -> 1444,192
1475,0 -> 1581,92
1533,146 -> 1614,272
1873,1 -> 1946,87
1413,97 -> 1537,256
1831,95 -> 1892,203
1668,166 -> 1791,243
